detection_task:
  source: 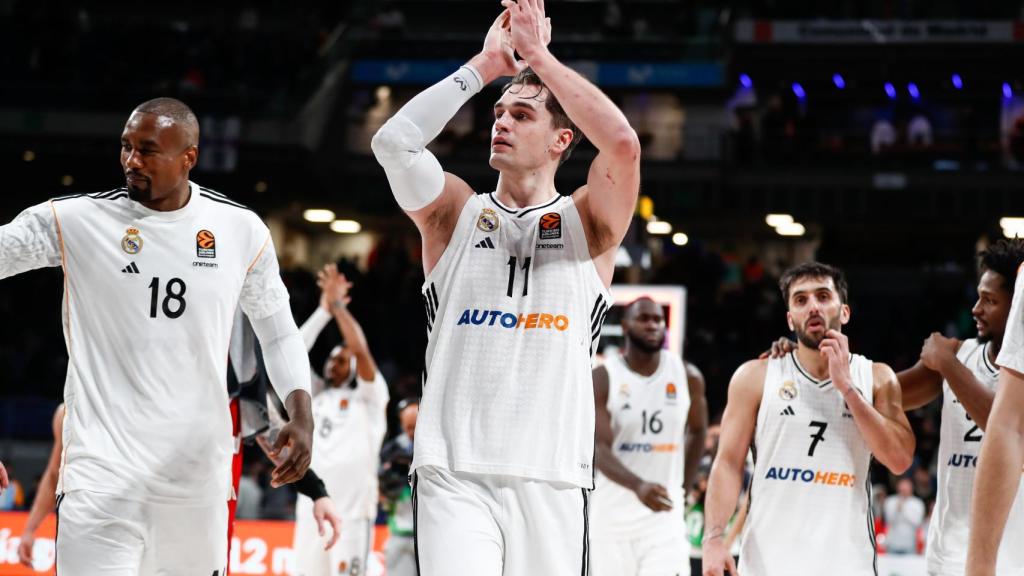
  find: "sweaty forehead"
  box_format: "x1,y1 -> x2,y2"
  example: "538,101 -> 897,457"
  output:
123,112 -> 190,145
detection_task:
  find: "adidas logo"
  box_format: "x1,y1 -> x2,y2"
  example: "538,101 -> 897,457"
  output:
121,262 -> 140,274
622,403 -> 631,411
780,406 -> 796,416
474,237 -> 495,249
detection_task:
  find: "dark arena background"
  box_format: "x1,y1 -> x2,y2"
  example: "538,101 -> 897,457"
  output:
1,1 -> 1023,574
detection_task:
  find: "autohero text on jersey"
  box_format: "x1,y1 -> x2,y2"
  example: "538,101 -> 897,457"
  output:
456,308 -> 570,331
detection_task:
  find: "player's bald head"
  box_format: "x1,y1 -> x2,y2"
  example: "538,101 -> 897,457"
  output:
624,297 -> 661,321
131,97 -> 199,147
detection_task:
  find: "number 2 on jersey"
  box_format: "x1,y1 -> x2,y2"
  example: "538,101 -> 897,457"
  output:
148,277 -> 187,319
506,256 -> 532,298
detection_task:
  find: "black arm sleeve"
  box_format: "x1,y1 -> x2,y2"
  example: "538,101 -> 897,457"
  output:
293,468 -> 329,501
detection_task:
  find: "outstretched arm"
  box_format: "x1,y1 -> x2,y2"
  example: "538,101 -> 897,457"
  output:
317,264 -> 377,382
0,202 -> 63,280
372,10 -> 525,273
504,0 -> 640,271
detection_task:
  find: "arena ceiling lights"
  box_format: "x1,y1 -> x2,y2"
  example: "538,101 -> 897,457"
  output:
302,209 -> 335,223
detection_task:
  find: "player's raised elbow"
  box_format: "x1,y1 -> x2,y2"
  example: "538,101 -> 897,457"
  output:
371,115 -> 422,168
608,128 -> 641,162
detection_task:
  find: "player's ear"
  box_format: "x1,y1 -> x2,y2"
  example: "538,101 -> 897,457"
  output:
839,303 -> 851,325
786,310 -> 795,332
551,128 -> 573,156
183,145 -> 198,171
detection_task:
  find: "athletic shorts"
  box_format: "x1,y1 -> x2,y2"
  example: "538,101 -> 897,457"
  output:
590,514 -> 689,576
56,489 -> 228,575
292,494 -> 373,576
413,465 -> 590,576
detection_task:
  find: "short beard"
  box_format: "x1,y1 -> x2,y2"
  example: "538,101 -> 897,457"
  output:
127,183 -> 152,202
625,330 -> 663,354
977,331 -> 992,344
794,314 -> 841,349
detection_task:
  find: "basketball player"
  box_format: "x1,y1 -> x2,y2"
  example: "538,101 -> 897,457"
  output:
0,98 -> 313,575
702,262 -> 914,576
590,297 -> 708,576
291,263 -> 389,576
968,257 -> 1024,576
762,240 -> 1024,575
17,404 -> 64,568
370,0 -> 640,572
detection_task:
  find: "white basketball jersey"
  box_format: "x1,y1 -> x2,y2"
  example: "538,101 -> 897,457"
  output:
412,192 -> 610,488
0,183 -> 289,505
308,373 -> 389,520
927,339 -> 1024,575
997,265 -> 1024,373
740,353 -> 876,576
592,350 -> 690,533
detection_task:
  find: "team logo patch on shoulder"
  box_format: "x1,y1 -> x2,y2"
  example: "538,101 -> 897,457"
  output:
666,382 -> 677,400
121,227 -> 143,254
539,212 -> 562,239
477,208 -> 499,232
779,380 -> 798,401
196,230 -> 216,258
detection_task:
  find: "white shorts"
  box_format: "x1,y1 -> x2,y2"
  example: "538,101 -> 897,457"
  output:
292,495 -> 373,576
413,465 -> 590,576
590,516 -> 689,576
56,489 -> 228,576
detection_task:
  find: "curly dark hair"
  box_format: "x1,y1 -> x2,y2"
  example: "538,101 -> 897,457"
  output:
502,67 -> 583,164
779,261 -> 849,305
978,238 -> 1024,294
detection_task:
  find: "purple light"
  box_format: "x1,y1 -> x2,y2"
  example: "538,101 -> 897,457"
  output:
951,74 -> 963,89
884,82 -> 897,99
791,82 -> 806,100
1003,83 -> 1014,99
739,74 -> 753,89
832,73 -> 846,89
908,83 -> 920,99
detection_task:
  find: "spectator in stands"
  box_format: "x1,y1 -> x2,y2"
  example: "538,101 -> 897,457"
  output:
884,476 -> 926,554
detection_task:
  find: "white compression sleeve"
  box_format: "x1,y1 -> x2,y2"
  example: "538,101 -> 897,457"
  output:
250,306 -> 312,405
371,64 -> 484,211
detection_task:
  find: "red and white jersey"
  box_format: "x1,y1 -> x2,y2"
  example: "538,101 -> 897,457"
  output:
0,182 -> 289,505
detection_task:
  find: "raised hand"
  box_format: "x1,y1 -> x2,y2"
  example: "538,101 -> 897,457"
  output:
481,9 -> 527,78
919,332 -> 959,372
318,264 -> 353,311
820,329 -> 854,396
501,0 -> 552,63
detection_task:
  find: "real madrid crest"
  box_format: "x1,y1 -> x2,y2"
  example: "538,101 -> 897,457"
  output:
121,227 -> 143,254
779,380 -> 798,401
477,208 -> 499,232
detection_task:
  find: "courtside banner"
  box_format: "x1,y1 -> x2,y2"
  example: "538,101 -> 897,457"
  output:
0,512 -> 388,575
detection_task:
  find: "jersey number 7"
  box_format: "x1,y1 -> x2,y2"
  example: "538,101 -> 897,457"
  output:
807,421 -> 828,457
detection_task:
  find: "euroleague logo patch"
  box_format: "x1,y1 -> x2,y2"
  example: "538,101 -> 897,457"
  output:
196,229 -> 216,258
666,382 -> 677,400
539,212 -> 562,240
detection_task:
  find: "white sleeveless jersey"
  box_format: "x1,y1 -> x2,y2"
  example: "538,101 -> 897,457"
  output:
308,373 -> 390,520
412,192 -> 611,488
927,339 -> 1024,575
740,353 -> 877,576
592,350 -> 690,532
0,182 -> 289,505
